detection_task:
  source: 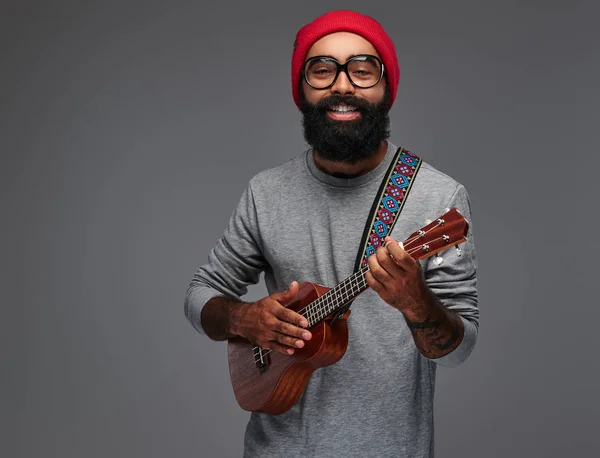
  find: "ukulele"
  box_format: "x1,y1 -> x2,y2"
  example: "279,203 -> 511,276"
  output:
227,208 -> 469,415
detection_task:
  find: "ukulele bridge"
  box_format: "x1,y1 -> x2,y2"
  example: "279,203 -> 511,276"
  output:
253,345 -> 270,373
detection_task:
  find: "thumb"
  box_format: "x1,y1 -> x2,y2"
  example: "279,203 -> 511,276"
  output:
273,281 -> 299,303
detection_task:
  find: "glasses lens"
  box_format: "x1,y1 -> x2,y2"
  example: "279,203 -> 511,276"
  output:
304,58 -> 338,89
347,56 -> 382,88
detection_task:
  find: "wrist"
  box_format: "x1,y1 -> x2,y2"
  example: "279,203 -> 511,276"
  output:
399,287 -> 438,322
229,301 -> 250,337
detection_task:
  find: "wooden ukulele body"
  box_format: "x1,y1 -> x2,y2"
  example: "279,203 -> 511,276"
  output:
227,281 -> 350,415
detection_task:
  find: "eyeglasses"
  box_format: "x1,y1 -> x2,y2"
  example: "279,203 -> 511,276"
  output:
303,54 -> 384,90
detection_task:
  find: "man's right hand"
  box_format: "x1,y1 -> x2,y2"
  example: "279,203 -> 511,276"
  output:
232,281 -> 312,355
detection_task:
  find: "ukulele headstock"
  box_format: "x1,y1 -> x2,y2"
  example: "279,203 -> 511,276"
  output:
401,208 -> 469,261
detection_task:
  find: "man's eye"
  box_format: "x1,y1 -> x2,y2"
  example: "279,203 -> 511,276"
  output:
352,69 -> 376,79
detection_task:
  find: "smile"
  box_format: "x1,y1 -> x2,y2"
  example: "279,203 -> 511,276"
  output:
326,104 -> 360,120
328,104 -> 358,113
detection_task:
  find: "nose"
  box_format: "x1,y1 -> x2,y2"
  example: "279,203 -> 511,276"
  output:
330,70 -> 355,96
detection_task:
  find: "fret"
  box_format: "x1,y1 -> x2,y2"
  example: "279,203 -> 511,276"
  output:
317,297 -> 325,322
326,290 -> 336,314
352,274 -> 362,295
326,290 -> 335,314
333,285 -> 343,308
313,299 -> 321,323
350,275 -> 356,294
323,294 -> 330,317
314,297 -> 323,323
340,284 -> 347,303
341,281 -> 350,303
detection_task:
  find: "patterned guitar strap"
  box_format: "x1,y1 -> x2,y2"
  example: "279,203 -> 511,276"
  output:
331,146 -> 422,323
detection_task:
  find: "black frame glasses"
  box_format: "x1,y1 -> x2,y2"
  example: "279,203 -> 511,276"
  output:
303,54 -> 385,90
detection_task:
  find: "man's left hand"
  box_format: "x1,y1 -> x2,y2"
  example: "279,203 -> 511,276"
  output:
365,235 -> 429,315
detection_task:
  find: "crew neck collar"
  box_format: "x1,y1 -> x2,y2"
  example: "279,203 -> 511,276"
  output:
305,141 -> 397,188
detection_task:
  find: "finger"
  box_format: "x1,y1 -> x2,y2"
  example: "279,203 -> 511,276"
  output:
276,304 -> 309,328
273,331 -> 306,349
365,269 -> 384,292
368,250 -> 394,285
266,341 -> 297,355
384,237 -> 417,272
278,321 -> 312,341
375,245 -> 403,278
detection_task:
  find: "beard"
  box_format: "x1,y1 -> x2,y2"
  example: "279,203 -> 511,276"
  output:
299,88 -> 391,165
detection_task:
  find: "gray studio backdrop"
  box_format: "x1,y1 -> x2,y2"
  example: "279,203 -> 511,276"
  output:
3,1 -> 598,457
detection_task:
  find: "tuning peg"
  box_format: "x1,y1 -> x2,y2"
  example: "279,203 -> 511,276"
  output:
424,219 -> 432,225
454,246 -> 462,257
432,254 -> 444,266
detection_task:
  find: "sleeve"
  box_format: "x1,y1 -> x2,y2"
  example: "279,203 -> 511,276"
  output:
423,184 -> 479,367
184,181 -> 268,335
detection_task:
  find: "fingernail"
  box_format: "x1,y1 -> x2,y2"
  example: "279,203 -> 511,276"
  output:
303,332 -> 311,340
295,340 -> 304,348
399,242 -> 404,249
287,348 -> 294,354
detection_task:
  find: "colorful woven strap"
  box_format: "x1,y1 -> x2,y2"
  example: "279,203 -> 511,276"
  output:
331,147 -> 421,322
353,147 -> 422,272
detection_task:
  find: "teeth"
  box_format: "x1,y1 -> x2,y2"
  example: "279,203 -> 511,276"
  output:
330,105 -> 357,113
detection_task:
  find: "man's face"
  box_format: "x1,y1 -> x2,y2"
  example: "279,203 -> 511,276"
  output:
300,32 -> 391,164
301,32 -> 387,111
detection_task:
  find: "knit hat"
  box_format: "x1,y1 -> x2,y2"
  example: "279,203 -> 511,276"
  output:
291,10 -> 400,109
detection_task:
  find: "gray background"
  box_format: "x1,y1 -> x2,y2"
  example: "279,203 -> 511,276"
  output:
2,0 -> 598,457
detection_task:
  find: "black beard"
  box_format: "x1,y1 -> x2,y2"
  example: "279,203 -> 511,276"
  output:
300,89 -> 391,165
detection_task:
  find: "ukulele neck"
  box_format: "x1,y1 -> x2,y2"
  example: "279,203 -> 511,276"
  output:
297,207 -> 469,327
299,267 -> 370,327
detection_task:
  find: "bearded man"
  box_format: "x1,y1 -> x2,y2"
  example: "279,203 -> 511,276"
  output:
185,10 -> 479,458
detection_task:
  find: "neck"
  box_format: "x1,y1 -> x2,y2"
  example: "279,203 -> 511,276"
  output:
312,140 -> 388,178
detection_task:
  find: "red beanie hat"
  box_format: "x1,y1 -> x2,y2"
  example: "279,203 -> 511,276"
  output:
291,10 -> 400,109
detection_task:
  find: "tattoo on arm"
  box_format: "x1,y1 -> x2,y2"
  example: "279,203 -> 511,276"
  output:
404,310 -> 464,358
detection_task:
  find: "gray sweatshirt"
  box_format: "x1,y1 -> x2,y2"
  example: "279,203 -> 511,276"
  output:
185,141 -> 479,458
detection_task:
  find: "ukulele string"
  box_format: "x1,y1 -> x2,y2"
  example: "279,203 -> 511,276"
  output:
249,233 -> 453,366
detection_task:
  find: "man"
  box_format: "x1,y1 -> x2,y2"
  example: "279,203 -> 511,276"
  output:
185,10 -> 479,458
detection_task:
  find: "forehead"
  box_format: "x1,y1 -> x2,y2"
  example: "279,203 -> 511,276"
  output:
305,32 -> 380,62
